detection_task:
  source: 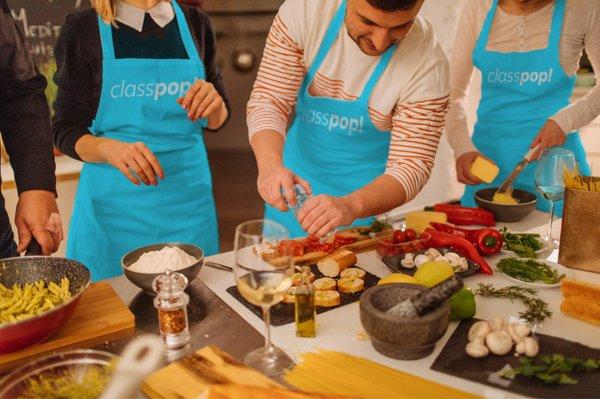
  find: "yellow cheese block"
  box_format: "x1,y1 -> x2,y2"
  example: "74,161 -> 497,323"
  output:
470,156 -> 499,184
405,211 -> 448,233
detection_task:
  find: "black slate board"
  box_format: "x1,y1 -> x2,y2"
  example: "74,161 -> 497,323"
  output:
431,318 -> 600,398
226,264 -> 379,326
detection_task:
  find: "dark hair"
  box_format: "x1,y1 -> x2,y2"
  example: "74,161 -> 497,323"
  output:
367,0 -> 420,11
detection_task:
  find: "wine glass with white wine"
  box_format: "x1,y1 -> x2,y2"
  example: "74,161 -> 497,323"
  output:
233,219 -> 294,376
535,148 -> 576,249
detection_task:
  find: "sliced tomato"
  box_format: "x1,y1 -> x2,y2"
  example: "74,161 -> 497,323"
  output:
277,240 -> 305,257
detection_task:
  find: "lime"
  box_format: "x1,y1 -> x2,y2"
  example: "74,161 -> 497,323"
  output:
377,273 -> 418,285
413,261 -> 455,287
449,287 -> 476,320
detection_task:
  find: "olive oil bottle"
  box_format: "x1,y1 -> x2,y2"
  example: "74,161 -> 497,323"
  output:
295,266 -> 316,338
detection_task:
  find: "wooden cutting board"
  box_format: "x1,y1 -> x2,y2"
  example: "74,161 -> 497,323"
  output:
0,282 -> 135,373
142,346 -> 283,399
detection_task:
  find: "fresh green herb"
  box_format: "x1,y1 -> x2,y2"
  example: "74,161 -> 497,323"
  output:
497,258 -> 565,285
501,227 -> 544,258
361,219 -> 392,235
474,283 -> 552,324
502,354 -> 600,385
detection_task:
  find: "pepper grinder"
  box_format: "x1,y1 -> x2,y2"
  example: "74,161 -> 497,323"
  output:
152,270 -> 191,350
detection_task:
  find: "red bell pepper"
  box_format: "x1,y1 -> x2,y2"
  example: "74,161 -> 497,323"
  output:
424,228 -> 493,275
433,204 -> 495,227
430,223 -> 503,256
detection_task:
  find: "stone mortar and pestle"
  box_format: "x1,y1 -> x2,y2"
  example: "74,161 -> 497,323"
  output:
360,275 -> 463,360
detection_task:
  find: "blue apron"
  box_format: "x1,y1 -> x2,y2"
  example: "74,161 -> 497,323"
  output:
265,0 -> 395,238
461,0 -> 590,215
67,3 -> 219,281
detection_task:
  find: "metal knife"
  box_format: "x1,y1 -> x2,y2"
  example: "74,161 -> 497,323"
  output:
204,261 -> 233,272
496,144 -> 540,194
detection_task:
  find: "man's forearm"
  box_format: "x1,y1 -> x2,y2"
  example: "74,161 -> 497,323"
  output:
250,130 -> 286,171
344,175 -> 407,219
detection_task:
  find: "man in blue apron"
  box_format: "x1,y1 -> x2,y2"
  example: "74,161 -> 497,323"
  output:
248,0 -> 448,238
457,0 -> 590,214
56,1 -> 227,281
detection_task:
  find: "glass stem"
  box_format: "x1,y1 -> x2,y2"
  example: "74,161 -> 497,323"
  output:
547,200 -> 555,239
261,306 -> 272,350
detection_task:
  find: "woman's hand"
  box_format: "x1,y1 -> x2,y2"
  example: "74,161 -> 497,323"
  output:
98,139 -> 164,186
455,151 -> 485,185
296,195 -> 358,237
177,80 -> 227,129
530,119 -> 566,160
257,164 -> 311,211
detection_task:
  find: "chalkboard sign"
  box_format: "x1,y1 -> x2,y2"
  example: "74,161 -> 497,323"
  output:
6,0 -> 91,108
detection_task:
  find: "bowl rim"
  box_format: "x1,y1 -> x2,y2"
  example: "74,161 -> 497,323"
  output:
360,283 -> 449,322
474,188 -> 538,206
0,258 -> 91,331
121,242 -> 205,275
0,349 -> 116,394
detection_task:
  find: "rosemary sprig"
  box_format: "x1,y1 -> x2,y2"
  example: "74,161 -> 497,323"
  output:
474,283 -> 552,325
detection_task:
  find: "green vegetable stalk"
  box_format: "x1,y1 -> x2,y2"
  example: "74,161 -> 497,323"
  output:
501,227 -> 544,258
497,258 -> 565,285
502,354 -> 600,385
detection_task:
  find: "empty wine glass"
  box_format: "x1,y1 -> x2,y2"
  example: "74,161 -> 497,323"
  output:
535,148 -> 576,249
233,219 -> 294,376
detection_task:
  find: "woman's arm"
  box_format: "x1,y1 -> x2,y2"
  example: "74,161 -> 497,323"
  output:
549,2 -> 600,135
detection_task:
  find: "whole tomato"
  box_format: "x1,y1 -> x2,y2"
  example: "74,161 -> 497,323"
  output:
393,230 -> 407,244
404,228 -> 417,241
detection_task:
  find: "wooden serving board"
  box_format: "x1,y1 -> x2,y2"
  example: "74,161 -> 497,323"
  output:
0,282 -> 135,373
142,346 -> 283,399
270,227 -> 392,267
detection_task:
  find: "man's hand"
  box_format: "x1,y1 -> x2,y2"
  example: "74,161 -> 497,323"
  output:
456,151 -> 485,185
257,164 -> 311,211
15,190 -> 63,255
296,195 -> 358,237
530,119 -> 566,160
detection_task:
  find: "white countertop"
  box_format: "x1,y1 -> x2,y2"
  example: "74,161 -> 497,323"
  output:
200,211 -> 600,399
0,156 -> 81,184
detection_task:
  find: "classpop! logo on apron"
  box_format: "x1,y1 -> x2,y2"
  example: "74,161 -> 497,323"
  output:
487,68 -> 554,86
110,77 -> 200,101
300,109 -> 365,136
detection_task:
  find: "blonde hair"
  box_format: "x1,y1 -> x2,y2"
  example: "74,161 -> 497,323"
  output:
91,0 -> 117,24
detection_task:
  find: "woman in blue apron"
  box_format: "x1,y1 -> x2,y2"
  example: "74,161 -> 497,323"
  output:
457,0 -> 590,214
53,0 -> 228,280
262,0 -> 396,238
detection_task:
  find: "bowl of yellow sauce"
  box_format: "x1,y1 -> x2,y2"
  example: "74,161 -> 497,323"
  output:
474,188 -> 537,222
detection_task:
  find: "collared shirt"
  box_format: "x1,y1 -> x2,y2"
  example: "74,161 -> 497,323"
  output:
115,0 -> 175,32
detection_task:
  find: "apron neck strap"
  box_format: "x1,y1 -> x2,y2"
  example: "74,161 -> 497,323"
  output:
304,0 -> 346,83
172,1 -> 201,62
547,0 -> 565,51
475,0 -> 499,53
96,2 -> 201,62
358,43 -> 396,102
97,15 -> 115,60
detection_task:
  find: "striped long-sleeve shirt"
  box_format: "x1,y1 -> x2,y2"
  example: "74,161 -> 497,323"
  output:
247,0 -> 450,201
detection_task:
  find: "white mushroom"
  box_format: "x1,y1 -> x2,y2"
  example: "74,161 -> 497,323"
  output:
400,258 -> 415,269
434,256 -> 448,263
414,254 -> 430,267
466,339 -> 489,358
425,248 -> 442,259
468,320 -> 491,342
485,330 -> 513,356
456,258 -> 469,272
490,317 -> 505,331
443,252 -> 461,263
507,323 -> 531,344
515,337 -> 539,357
404,253 -> 415,261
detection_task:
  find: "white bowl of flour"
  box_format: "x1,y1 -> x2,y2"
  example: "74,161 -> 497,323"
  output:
121,243 -> 204,294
